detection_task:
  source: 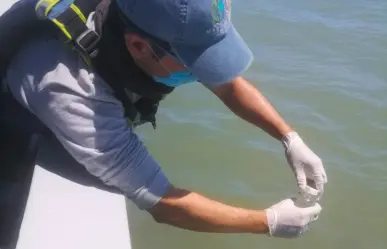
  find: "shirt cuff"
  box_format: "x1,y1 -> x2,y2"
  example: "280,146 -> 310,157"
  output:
131,168 -> 171,210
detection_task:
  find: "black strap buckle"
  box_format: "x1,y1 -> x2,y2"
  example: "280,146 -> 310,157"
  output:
75,29 -> 100,58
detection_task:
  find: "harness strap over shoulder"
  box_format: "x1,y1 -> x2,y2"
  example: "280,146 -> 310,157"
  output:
35,0 -> 100,58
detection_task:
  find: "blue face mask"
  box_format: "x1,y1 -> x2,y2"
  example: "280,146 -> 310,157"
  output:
152,70 -> 198,87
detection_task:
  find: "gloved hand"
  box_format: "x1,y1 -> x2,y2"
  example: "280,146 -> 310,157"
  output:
282,131 -> 328,195
265,198 -> 322,238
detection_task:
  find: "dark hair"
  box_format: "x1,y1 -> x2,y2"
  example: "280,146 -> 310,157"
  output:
112,1 -> 170,59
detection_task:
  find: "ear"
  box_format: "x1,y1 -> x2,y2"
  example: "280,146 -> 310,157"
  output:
124,33 -> 151,59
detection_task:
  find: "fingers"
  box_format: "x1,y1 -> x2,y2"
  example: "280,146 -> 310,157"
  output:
322,167 -> 328,183
295,167 -> 307,189
310,159 -> 327,193
314,176 -> 325,193
268,199 -> 322,239
306,176 -> 325,195
304,203 -> 322,221
311,213 -> 320,222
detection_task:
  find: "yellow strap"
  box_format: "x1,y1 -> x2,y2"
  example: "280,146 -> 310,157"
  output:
35,1 -> 86,24
52,19 -> 72,40
70,4 -> 87,23
36,1 -> 93,66
35,2 -> 88,43
81,53 -> 92,66
35,0 -> 60,17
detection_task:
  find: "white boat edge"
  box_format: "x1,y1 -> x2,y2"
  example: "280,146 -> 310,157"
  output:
16,165 -> 132,249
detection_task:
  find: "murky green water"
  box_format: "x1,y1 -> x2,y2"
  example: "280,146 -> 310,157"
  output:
128,0 -> 387,248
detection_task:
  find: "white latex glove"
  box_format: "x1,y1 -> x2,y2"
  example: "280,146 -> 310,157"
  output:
282,131 -> 328,195
265,198 -> 322,238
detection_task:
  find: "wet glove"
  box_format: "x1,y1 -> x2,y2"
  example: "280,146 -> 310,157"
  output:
265,198 -> 322,238
282,131 -> 328,195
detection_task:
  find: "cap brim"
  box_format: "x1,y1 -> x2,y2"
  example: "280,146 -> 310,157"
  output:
170,25 -> 253,86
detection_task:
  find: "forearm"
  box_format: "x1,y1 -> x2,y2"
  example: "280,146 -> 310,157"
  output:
211,77 -> 292,140
148,186 -> 269,234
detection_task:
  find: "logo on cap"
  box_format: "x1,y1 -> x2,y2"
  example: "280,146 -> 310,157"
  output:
212,0 -> 231,24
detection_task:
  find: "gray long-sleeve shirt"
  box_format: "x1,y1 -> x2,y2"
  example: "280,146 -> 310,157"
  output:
4,35 -> 171,210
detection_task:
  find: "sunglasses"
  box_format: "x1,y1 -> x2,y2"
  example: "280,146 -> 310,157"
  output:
150,41 -> 181,62
115,3 -> 176,56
